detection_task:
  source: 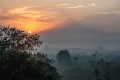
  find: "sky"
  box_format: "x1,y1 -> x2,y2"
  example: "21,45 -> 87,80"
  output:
0,0 -> 120,33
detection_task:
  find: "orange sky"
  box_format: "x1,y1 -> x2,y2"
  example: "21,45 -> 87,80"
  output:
0,5 -> 61,32
5,20 -> 57,33
0,0 -> 120,33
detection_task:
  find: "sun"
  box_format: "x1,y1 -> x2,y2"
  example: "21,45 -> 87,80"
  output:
28,30 -> 32,34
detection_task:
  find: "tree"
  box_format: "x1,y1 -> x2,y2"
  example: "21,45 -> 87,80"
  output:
0,27 -> 61,80
73,56 -> 79,62
94,68 -> 101,80
56,49 -> 71,66
0,27 -> 42,53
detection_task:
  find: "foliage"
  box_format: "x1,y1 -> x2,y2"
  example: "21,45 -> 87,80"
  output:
0,27 -> 42,52
56,50 -> 71,66
94,68 -> 101,80
73,57 -> 79,62
0,49 -> 61,80
0,27 -> 61,80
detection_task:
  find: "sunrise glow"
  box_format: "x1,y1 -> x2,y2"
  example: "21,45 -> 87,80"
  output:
28,30 -> 32,34
0,0 -> 120,32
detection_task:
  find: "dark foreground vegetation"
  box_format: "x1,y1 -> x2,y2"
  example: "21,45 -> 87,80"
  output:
0,27 -> 61,80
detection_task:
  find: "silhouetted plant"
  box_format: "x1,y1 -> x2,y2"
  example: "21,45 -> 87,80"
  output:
0,27 -> 62,80
94,68 -> 101,80
0,27 -> 42,53
73,56 -> 79,62
56,49 -> 71,66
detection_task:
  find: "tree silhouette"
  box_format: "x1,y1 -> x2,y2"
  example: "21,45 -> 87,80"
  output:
56,49 -> 71,66
94,68 -> 101,80
73,56 -> 79,62
0,27 -> 61,80
0,27 -> 42,53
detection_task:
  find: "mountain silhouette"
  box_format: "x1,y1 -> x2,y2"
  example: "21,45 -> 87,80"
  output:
40,18 -> 106,36
39,18 -> 120,48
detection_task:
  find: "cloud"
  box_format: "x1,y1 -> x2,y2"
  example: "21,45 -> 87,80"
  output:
94,11 -> 120,15
59,4 -> 69,6
0,13 -> 30,21
0,9 -> 32,21
8,6 -> 38,14
90,3 -> 96,7
36,15 -> 55,22
58,3 -> 96,9
0,6 -> 57,22
0,9 -> 1,13
67,5 -> 85,9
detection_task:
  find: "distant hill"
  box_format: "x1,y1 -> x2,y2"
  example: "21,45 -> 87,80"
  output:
40,18 -> 106,36
39,18 -> 120,49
